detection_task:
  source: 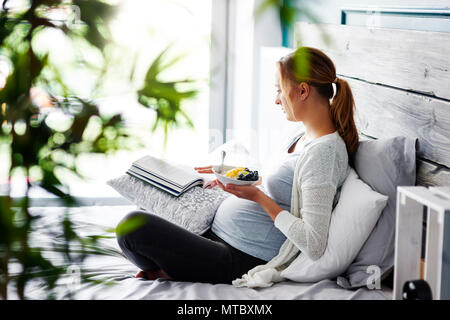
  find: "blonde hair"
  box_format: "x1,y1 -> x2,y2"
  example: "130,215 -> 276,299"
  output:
277,47 -> 359,156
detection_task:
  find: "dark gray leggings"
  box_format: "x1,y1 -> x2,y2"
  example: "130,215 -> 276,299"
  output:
116,211 -> 266,284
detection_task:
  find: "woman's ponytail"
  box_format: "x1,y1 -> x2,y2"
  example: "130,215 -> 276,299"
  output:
279,47 -> 359,157
330,78 -> 359,156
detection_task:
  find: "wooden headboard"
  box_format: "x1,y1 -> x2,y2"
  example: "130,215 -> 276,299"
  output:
295,22 -> 450,187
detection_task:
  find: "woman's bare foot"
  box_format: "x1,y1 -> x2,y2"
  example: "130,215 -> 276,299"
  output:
135,270 -> 147,279
135,269 -> 172,280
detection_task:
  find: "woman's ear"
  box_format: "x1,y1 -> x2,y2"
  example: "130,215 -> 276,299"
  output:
297,82 -> 310,101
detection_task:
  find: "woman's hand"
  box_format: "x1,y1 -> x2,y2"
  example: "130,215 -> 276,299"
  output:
216,180 -> 263,202
194,165 -> 214,174
202,179 -> 219,189
195,166 -> 217,189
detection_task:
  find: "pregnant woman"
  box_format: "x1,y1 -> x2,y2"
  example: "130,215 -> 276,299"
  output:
116,47 -> 358,287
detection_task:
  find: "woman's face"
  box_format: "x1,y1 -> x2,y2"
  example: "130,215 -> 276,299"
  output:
275,68 -> 306,122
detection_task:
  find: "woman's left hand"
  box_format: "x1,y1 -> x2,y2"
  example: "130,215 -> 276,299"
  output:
216,180 -> 263,202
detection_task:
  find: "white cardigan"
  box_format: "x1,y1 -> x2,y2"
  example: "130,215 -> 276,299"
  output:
232,131 -> 349,288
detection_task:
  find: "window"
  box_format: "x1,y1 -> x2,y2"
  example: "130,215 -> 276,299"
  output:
71,0 -> 213,193
1,0 -> 214,198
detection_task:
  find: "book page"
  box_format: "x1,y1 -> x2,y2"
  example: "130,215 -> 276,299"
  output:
133,155 -> 202,187
126,170 -> 181,197
128,166 -> 183,192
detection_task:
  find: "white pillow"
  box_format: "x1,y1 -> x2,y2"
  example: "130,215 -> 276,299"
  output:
280,168 -> 388,283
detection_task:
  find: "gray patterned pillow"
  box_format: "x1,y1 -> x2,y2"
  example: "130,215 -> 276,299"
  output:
107,174 -> 230,235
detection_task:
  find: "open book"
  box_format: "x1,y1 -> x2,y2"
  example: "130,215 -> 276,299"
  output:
126,155 -> 212,197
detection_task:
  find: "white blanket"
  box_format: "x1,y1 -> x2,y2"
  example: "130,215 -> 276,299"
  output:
12,205 -> 391,300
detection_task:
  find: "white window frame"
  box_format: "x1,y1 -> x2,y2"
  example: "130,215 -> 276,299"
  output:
209,0 -> 232,152
209,0 -> 283,158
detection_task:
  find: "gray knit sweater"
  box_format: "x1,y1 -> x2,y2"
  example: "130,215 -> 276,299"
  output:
232,131 -> 349,288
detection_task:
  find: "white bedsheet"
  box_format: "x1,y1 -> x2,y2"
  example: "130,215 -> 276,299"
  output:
12,205 -> 391,300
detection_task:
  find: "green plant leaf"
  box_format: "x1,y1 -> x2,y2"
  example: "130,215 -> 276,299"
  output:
137,47 -> 199,147
114,214 -> 147,237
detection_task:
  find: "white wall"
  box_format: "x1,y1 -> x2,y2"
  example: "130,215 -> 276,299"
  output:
256,47 -> 304,175
248,0 -> 284,163
211,0 -> 325,172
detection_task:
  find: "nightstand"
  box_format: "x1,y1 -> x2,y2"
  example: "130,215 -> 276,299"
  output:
393,186 -> 450,300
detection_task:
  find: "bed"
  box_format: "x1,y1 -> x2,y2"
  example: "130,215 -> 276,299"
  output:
14,22 -> 450,300
19,205 -> 390,300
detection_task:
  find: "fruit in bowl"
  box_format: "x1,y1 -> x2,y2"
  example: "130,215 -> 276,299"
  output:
213,165 -> 260,186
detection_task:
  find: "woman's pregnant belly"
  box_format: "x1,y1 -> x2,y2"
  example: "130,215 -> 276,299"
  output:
211,194 -> 288,262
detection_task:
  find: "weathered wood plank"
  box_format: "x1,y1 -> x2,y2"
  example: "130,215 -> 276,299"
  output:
417,159 -> 450,187
348,77 -> 450,168
295,22 -> 450,101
